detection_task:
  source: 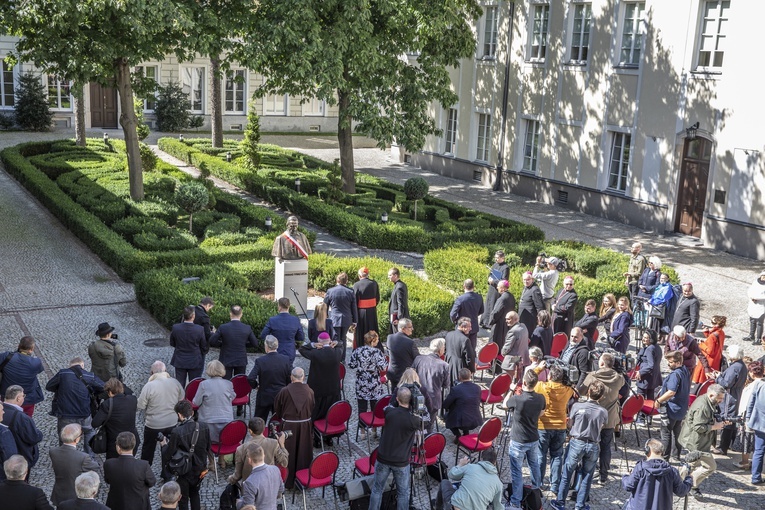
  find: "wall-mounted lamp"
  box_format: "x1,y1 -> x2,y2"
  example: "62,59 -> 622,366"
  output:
381,212 -> 389,223
265,216 -> 272,231
294,177 -> 301,193
226,152 -> 232,162
685,122 -> 700,141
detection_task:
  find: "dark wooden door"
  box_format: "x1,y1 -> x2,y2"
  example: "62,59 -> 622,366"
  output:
90,82 -> 118,128
675,138 -> 712,237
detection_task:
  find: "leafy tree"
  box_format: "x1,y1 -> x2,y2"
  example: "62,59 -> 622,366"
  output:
5,0 -> 194,200
175,182 -> 209,232
404,177 -> 429,221
238,0 -> 481,193
13,71 -> 52,131
240,99 -> 261,169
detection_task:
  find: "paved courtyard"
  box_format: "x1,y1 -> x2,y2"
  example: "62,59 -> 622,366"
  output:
0,128 -> 762,509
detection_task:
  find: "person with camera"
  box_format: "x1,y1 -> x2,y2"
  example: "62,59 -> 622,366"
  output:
161,400 -> 211,510
229,418 -> 288,487
369,387 -> 422,510
621,438 -> 692,510
505,370 -> 546,510
678,383 -> 728,498
559,327 -> 590,389
88,323 -> 127,392
579,351 -> 625,485
551,380 -> 608,510
443,368 -> 481,443
535,364 -> 575,498
532,255 -> 560,313
653,350 -> 691,461
435,447 -> 502,510
714,344 -> 748,455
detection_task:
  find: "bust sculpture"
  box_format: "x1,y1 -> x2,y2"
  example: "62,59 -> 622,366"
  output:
271,216 -> 312,261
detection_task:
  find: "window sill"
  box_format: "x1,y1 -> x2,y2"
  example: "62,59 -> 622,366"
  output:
563,62 -> 588,71
690,69 -> 723,78
223,112 -> 246,116
605,187 -> 627,195
477,56 -> 497,64
613,65 -> 640,76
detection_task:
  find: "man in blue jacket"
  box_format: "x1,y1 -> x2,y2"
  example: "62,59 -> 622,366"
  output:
0,404 -> 18,480
1,385 -> 43,478
449,279 -> 484,350
170,306 -> 209,387
260,298 -> 304,366
323,272 -> 358,361
210,305 -> 258,380
622,438 -> 692,510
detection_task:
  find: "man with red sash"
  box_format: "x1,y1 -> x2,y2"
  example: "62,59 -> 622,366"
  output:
353,267 -> 380,350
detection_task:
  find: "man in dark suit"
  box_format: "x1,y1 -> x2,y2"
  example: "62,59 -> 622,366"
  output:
2,386 -> 43,477
50,424 -> 99,507
156,481 -> 182,509
260,298 -> 304,365
386,318 -> 420,390
481,250 -> 511,329
170,306 -> 209,387
323,272 -> 358,361
449,279 -> 484,350
519,271 -> 545,339
0,454 -> 52,509
298,333 -> 344,447
57,471 -> 108,510
488,280 -> 516,352
209,305 -> 258,379
104,432 -> 155,510
248,335 -> 293,422
444,318 -> 476,386
388,267 -> 409,335
443,369 -> 483,442
193,296 -> 215,341
161,401 -> 210,510
552,276 -> 579,336
412,338 -> 450,433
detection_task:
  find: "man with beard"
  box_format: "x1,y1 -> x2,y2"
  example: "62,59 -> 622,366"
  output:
518,271 -> 545,339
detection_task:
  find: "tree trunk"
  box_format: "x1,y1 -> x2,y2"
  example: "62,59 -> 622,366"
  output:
210,55 -> 223,148
73,84 -> 86,146
337,88 -> 355,194
414,200 -> 418,221
189,214 -> 193,233
114,58 -> 144,201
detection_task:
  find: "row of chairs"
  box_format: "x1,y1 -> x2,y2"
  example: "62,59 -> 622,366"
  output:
185,374 -> 253,416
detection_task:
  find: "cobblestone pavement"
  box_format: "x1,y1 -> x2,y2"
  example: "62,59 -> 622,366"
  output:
0,128 -> 761,509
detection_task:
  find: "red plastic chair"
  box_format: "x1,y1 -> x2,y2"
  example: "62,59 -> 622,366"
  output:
641,399 -> 660,438
357,395 -> 392,453
185,377 -> 204,411
339,363 -> 347,401
379,355 -> 390,391
592,328 -> 600,344
455,417 -> 502,463
480,373 -> 512,418
210,420 -> 247,482
314,400 -> 353,455
293,451 -> 340,510
550,333 -> 569,358
621,395 -> 645,446
277,464 -> 288,509
231,374 -> 252,418
696,379 -> 714,397
353,447 -> 378,478
688,394 -> 697,407
412,432 -> 446,466
474,342 -> 499,382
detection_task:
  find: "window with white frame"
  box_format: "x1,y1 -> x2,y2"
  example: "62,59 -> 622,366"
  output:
225,69 -> 246,114
697,0 -> 729,70
483,5 -> 499,58
445,108 -> 458,154
1,60 -> 14,108
607,132 -> 631,192
181,66 -> 205,113
264,94 -> 287,116
522,119 -> 541,173
529,3 -> 550,61
619,2 -> 645,66
136,65 -> 159,112
475,113 -> 491,162
302,97 -> 325,116
47,75 -> 72,110
569,2 -> 592,63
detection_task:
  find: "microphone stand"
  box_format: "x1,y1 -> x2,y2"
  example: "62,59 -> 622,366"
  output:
290,287 -> 309,318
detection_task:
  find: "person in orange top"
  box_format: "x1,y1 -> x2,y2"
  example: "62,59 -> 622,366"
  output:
692,315 -> 727,384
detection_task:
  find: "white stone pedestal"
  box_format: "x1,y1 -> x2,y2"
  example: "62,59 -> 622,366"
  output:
274,258 -> 309,316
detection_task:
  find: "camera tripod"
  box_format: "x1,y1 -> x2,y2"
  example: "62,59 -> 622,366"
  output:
407,418 -> 433,510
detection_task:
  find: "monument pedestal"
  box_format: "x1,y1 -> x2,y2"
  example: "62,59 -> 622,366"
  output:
274,258 -> 309,316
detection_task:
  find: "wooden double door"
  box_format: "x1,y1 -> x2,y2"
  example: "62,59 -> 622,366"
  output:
90,82 -> 118,128
675,138 -> 712,238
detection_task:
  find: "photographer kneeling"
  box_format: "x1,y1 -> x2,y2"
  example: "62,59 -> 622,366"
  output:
622,438 -> 692,509
436,448 -> 502,510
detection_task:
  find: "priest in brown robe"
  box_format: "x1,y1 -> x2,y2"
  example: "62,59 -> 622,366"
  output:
274,367 -> 315,488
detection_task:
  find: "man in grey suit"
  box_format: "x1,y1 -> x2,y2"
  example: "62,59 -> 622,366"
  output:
323,272 -> 358,360
50,424 -> 100,507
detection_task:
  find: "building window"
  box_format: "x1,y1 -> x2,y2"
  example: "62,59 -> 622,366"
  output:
475,113 -> 491,162
529,4 -> 550,61
619,2 -> 645,66
264,94 -> 287,116
522,119 -> 541,173
445,108 -> 458,154
608,132 -> 631,192
569,3 -> 592,63
225,69 -> 246,114
47,75 -> 72,110
136,65 -> 159,112
181,67 -> 205,113
1,60 -> 14,108
483,6 -> 499,58
302,97 -> 325,116
697,0 -> 729,70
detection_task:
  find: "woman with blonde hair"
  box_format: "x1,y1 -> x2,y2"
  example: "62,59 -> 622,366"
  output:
392,368 -> 432,426
609,296 -> 633,354
193,360 -> 235,443
308,302 -> 335,343
598,294 -> 617,337
692,315 -> 727,383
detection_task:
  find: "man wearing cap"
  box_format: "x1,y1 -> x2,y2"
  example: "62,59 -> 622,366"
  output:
532,256 -> 560,313
449,279 -> 484,351
298,333 -> 343,447
481,250 -> 510,329
88,322 -> 127,387
353,267 -> 380,350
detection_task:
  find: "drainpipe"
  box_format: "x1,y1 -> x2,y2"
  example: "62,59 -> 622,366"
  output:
493,2 -> 516,192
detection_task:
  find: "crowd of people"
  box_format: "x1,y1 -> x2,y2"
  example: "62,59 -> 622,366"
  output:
1,249 -> 764,510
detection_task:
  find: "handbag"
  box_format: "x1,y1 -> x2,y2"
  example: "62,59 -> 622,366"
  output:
168,421 -> 200,477
89,399 -> 113,454
648,304 -> 665,319
0,352 -> 16,385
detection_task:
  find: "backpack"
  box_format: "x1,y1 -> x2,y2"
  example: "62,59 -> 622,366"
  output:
219,483 -> 240,510
504,483 -> 543,510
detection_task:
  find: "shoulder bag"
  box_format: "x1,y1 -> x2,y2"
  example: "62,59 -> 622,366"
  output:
168,421 -> 200,477
0,352 -> 16,385
89,399 -> 112,454
71,366 -> 100,417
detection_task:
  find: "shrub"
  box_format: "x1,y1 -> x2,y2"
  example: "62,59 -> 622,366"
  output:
241,99 -> 261,169
134,99 -> 150,141
14,72 -> 53,132
154,82 -> 192,132
0,112 -> 14,129
139,142 -> 157,172
175,182 -> 209,232
403,177 -> 429,221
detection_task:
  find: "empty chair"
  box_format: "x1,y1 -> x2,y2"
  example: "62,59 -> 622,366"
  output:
210,420 -> 248,482
353,447 -> 378,478
356,395 -> 391,453
412,432 -> 446,467
293,451 -> 340,510
474,342 -> 500,382
231,374 -> 252,418
454,417 -> 502,463
313,400 -> 352,455
620,395 -> 645,446
480,373 -> 512,418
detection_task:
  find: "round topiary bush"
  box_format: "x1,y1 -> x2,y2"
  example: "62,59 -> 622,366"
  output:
175,182 -> 209,232
404,177 -> 429,221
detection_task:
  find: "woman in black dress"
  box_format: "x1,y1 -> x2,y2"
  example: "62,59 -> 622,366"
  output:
92,378 -> 140,459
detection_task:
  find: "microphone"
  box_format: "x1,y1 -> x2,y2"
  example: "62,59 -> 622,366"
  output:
290,287 -> 299,295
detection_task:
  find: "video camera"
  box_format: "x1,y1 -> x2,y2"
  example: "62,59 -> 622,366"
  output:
537,252 -> 567,271
543,356 -> 580,388
590,348 -> 635,375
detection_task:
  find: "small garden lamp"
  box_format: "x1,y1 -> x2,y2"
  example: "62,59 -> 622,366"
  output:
265,216 -> 272,231
226,152 -> 232,162
103,133 -> 109,142
381,212 -> 389,223
295,177 -> 301,193
179,133 -> 184,141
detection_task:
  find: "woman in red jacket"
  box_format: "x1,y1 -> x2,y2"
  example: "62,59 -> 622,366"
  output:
692,315 -> 727,384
